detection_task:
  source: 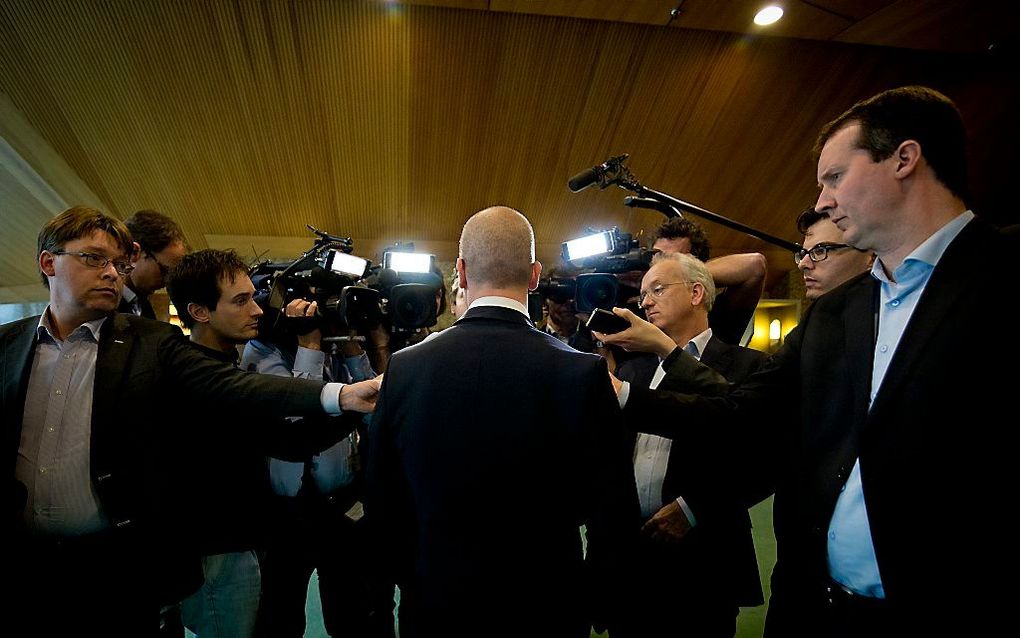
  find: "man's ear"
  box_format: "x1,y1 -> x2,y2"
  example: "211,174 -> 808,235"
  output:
187,302 -> 211,325
892,139 -> 922,181
39,251 -> 56,279
689,282 -> 706,307
456,257 -> 467,291
528,261 -> 543,292
130,241 -> 142,264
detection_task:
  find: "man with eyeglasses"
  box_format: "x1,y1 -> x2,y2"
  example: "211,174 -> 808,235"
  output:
0,206 -> 381,635
795,207 -> 873,300
120,209 -> 188,319
598,86 -> 1020,636
650,217 -> 767,345
591,251 -> 765,637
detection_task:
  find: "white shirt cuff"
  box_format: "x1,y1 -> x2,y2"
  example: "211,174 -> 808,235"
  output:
617,380 -> 631,408
321,382 -> 345,415
675,496 -> 697,528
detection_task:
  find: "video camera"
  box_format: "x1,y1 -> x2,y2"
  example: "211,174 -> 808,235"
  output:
361,244 -> 444,333
249,227 -> 442,339
531,227 -> 653,316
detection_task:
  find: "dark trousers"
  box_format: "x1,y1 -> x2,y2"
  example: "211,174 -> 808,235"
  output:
608,536 -> 740,638
11,529 -> 158,637
256,491 -> 394,638
764,577 -> 901,638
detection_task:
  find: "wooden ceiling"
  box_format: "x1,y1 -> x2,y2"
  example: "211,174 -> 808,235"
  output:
1,0 -> 1016,302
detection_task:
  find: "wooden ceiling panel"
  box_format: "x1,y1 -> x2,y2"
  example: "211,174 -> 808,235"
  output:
834,0 -> 1012,54
1,0 -> 1016,303
490,0 -> 856,40
490,0 -> 679,26
808,1 -> 897,22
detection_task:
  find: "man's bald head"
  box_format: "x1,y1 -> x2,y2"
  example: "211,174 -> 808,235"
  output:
459,206 -> 536,289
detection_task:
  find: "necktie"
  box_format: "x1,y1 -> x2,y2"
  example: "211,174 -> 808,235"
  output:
684,340 -> 699,359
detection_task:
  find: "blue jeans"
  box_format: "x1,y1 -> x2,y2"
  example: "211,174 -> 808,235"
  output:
182,550 -> 261,638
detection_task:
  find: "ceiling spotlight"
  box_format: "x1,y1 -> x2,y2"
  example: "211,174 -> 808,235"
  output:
754,5 -> 784,26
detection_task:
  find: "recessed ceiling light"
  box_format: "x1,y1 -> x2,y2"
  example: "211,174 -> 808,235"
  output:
754,5 -> 784,26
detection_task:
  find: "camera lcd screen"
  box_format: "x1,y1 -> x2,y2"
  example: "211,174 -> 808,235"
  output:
328,251 -> 369,278
384,251 -> 434,274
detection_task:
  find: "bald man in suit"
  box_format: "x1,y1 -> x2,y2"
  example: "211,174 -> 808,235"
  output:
366,206 -> 637,638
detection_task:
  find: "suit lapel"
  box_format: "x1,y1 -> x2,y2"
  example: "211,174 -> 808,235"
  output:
91,314 -> 137,440
3,318 -> 39,469
866,221 -> 980,424
842,275 -> 878,429
699,337 -> 733,378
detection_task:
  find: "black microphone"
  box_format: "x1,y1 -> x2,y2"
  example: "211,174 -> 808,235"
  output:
567,166 -> 601,192
567,154 -> 630,192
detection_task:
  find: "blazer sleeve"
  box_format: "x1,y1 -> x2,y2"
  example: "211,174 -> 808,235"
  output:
623,336 -> 801,515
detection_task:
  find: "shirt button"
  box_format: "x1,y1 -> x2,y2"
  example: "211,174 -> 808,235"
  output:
880,345 -> 888,353
646,454 -> 653,459
63,354 -> 71,359
829,531 -> 836,540
891,300 -> 900,307
39,468 -> 47,474
55,390 -> 62,395
48,427 -> 55,432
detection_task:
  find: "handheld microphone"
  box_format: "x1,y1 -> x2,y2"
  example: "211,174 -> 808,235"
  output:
567,154 -> 630,192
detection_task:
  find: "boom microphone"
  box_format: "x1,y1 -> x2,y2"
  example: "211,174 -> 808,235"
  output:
567,154 -> 629,192
567,166 -> 600,192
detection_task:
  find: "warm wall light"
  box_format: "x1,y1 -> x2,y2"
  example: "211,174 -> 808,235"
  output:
769,319 -> 782,341
754,5 -> 784,26
168,302 -> 189,335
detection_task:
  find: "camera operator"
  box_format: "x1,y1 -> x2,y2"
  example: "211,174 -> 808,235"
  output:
364,263 -> 448,372
241,299 -> 393,638
650,217 -> 766,345
165,250 -> 375,638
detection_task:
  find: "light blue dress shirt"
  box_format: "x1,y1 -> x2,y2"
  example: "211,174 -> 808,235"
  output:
827,210 -> 974,596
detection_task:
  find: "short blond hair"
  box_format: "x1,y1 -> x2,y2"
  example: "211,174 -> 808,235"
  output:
650,251 -> 717,312
458,206 -> 535,289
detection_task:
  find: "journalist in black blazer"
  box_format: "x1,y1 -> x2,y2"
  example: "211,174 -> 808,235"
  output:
605,87 -> 1018,635
366,207 -> 636,638
603,252 -> 765,637
2,207 -> 377,635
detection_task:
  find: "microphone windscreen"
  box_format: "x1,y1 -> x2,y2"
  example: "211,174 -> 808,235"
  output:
567,166 -> 600,192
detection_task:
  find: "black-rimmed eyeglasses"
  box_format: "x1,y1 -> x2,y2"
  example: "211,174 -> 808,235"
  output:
795,243 -> 854,264
52,250 -> 134,276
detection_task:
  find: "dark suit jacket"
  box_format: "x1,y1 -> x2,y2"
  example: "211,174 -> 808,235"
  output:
366,305 -> 637,638
624,218 -> 1016,631
616,336 -> 765,611
2,312 -> 328,605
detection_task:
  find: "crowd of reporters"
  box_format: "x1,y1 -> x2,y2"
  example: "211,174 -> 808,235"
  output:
5,85 -> 1016,638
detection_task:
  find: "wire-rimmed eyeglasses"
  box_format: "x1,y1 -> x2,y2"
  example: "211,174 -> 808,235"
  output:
638,282 -> 687,305
52,250 -> 134,276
